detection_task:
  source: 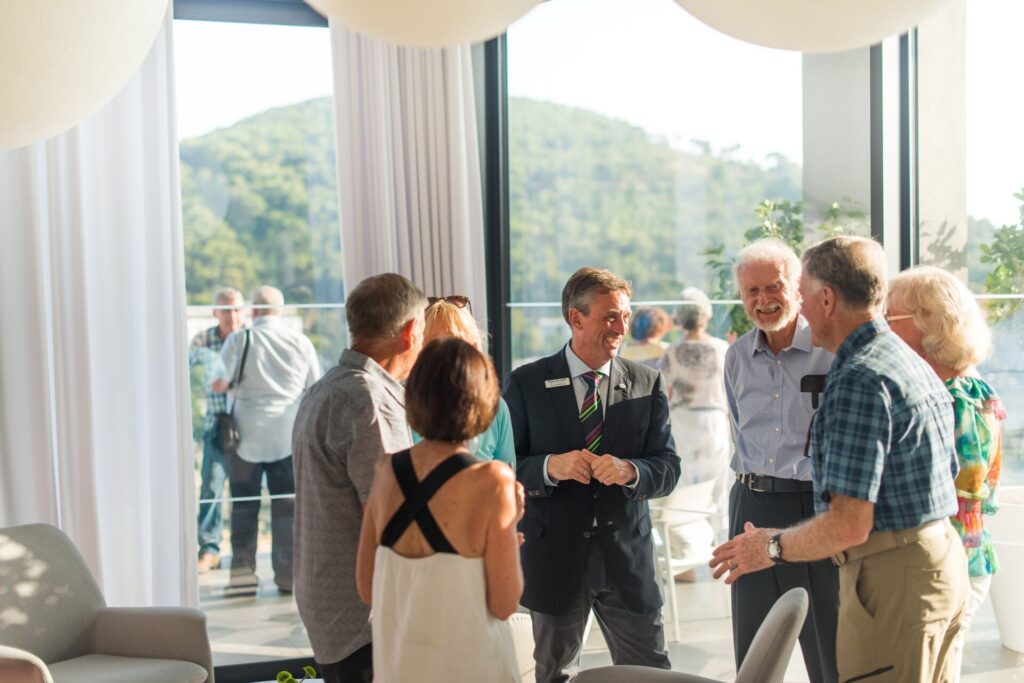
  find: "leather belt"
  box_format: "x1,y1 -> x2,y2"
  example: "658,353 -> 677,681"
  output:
832,518 -> 949,566
735,472 -> 813,494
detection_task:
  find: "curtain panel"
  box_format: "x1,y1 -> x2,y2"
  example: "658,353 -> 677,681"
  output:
0,14 -> 196,608
330,25 -> 489,331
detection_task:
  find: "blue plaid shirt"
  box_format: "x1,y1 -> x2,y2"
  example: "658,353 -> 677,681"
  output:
810,319 -> 958,531
189,325 -> 229,431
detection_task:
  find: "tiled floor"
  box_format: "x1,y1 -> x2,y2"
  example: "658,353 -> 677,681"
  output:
201,558 -> 1024,680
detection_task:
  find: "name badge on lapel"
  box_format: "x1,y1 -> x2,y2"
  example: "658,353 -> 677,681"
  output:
544,377 -> 571,389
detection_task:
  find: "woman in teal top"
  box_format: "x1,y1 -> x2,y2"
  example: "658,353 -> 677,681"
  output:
411,297 -> 516,468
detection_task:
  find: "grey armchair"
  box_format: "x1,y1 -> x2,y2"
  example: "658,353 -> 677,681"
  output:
574,588 -> 809,683
0,523 -> 213,683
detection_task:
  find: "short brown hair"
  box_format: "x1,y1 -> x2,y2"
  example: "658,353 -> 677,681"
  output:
406,338 -> 500,442
561,267 -> 632,324
346,273 -> 427,341
802,236 -> 886,311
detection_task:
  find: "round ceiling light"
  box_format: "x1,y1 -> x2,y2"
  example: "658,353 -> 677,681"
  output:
305,0 -> 541,47
0,1 -> 168,150
673,0 -> 948,53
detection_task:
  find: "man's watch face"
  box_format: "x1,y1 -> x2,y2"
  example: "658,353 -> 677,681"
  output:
766,537 -> 782,559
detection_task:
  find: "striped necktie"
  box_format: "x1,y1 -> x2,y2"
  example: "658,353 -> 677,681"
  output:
580,371 -> 603,452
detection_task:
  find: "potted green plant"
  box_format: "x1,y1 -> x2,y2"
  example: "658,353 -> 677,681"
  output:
277,665 -> 318,682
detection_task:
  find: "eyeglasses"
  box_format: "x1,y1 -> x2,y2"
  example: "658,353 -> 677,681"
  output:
884,313 -> 914,323
427,295 -> 472,313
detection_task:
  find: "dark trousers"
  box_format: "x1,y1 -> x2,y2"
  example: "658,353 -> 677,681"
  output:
318,643 -> 373,683
729,481 -> 839,683
226,451 -> 295,589
197,428 -> 228,555
531,539 -> 670,682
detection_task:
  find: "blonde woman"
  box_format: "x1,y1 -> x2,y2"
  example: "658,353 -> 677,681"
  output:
415,297 -> 516,467
887,266 -> 1004,679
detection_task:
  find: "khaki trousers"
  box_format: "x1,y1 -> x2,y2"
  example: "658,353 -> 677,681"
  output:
833,519 -> 968,683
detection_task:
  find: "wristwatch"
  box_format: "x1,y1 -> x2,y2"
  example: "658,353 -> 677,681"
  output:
766,532 -> 787,564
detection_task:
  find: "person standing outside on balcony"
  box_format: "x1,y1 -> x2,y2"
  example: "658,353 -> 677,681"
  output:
504,266 -> 680,682
712,236 -> 967,683
723,238 -> 838,683
189,287 -> 245,574
215,285 -> 321,595
293,273 -> 426,683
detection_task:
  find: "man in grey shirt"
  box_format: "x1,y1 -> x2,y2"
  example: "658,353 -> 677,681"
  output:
723,239 -> 838,683
292,273 -> 426,683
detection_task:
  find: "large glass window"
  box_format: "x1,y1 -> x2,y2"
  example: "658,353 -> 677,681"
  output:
918,0 -> 1024,485
175,18 -> 339,668
506,0 -> 869,367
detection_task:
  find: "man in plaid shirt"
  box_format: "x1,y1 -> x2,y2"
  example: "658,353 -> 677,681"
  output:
189,287 -> 245,573
711,237 -> 967,682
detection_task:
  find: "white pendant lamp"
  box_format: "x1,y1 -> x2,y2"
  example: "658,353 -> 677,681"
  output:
304,0 -> 540,47
0,1 -> 168,150
673,0 -> 948,53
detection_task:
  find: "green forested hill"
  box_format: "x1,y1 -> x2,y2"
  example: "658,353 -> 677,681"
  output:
508,97 -> 800,303
180,97 -> 341,305
180,95 -> 801,307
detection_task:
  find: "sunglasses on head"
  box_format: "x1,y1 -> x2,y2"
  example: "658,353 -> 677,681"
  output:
427,295 -> 472,312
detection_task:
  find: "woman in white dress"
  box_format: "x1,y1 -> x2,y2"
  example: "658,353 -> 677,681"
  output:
658,287 -> 731,574
356,337 -> 525,682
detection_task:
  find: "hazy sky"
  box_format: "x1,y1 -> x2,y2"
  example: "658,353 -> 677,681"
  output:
173,0 -> 1022,226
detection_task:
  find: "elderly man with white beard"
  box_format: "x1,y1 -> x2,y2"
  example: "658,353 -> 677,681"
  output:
721,239 -> 839,683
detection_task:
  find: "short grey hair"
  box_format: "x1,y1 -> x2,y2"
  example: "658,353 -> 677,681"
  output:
676,287 -> 713,332
346,273 -> 427,341
801,236 -> 887,311
214,287 -> 243,306
887,266 -> 991,371
733,238 -> 801,293
251,285 -> 284,315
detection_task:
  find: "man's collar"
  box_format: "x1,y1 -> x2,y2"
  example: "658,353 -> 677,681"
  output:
833,318 -> 888,368
750,316 -> 812,356
252,315 -> 280,328
340,348 -> 405,387
565,343 -> 612,378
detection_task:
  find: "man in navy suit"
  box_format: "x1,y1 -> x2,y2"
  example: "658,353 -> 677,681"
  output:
504,267 -> 681,682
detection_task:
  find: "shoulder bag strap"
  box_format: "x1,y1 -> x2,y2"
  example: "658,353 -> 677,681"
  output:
227,329 -> 251,416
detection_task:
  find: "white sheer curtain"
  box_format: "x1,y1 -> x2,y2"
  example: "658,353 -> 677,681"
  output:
0,14 -> 196,607
330,25 -> 489,327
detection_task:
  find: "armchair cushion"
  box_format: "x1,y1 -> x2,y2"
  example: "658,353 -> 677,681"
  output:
49,654 -> 206,683
92,607 -> 212,680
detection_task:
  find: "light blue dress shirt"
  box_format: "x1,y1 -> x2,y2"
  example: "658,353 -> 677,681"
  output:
724,316 -> 833,481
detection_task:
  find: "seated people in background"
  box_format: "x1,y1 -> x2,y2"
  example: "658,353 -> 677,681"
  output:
412,296 -> 515,467
886,265 -> 1004,679
657,287 -> 731,577
619,306 -> 671,367
356,337 -> 525,683
215,285 -> 321,595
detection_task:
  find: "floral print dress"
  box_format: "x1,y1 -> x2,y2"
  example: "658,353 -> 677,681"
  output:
947,375 -> 1004,577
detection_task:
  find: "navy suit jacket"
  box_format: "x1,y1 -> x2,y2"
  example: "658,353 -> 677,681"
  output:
503,346 -> 680,615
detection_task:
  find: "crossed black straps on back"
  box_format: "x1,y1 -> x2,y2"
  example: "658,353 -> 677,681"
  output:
379,449 -> 477,554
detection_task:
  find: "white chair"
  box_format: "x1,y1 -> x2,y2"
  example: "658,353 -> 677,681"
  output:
575,588 -> 809,683
508,611 -> 536,681
650,478 -> 719,642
